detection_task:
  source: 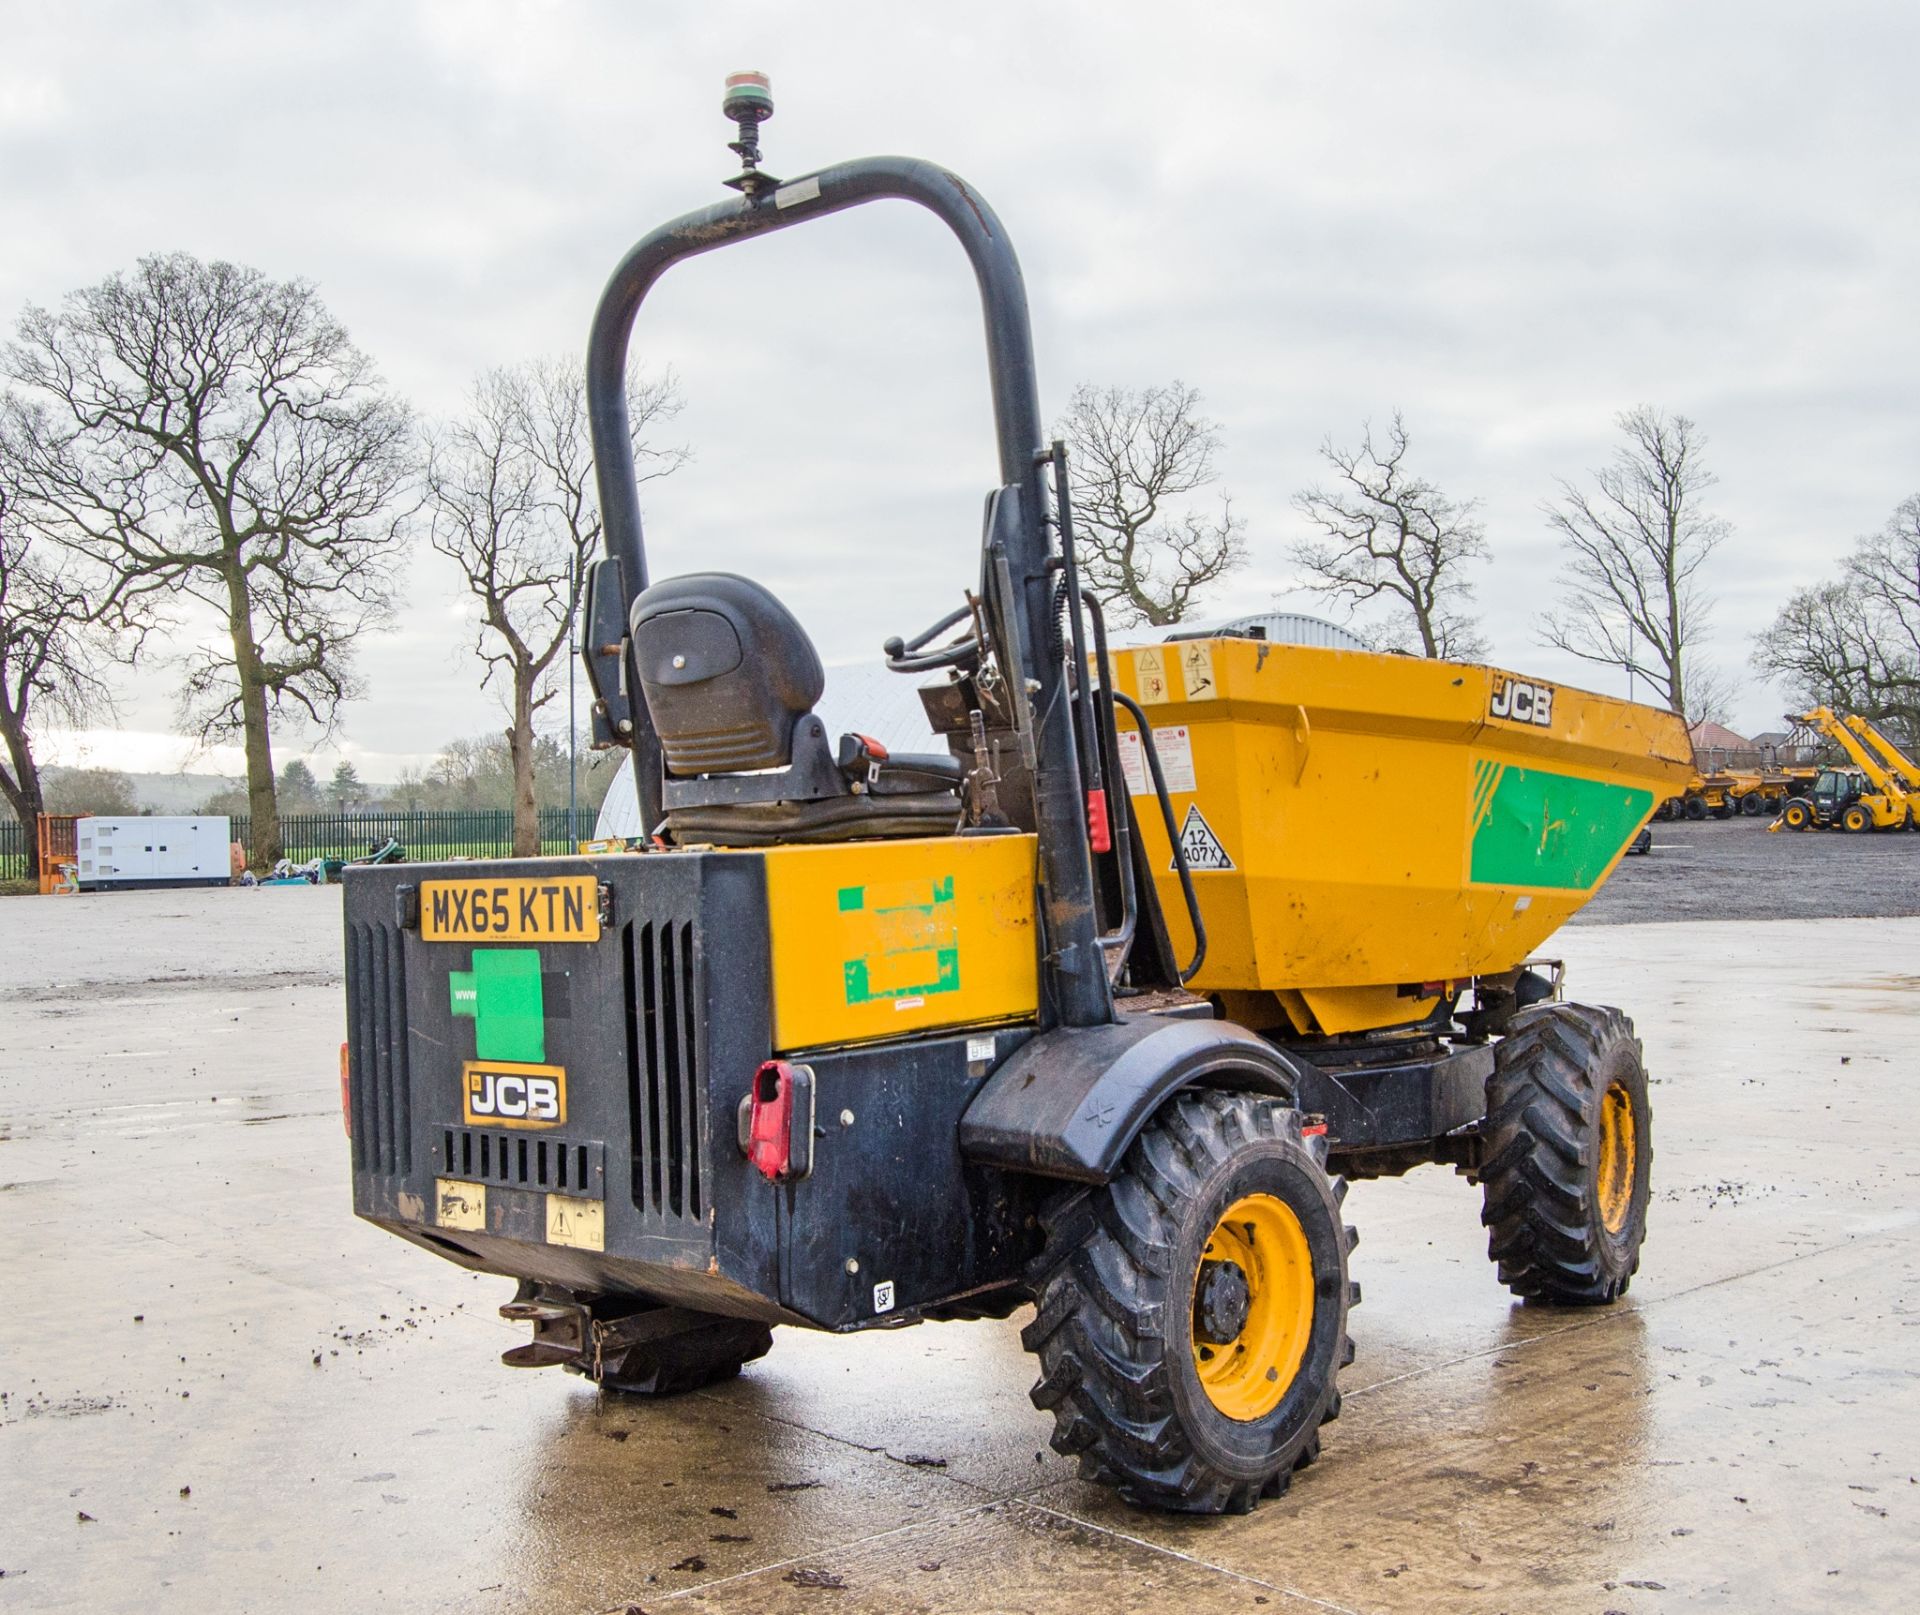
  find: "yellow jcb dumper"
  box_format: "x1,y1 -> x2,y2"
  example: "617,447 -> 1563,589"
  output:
342,82 -> 1695,1515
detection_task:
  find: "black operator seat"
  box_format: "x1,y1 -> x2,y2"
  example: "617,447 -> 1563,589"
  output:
629,573 -> 964,847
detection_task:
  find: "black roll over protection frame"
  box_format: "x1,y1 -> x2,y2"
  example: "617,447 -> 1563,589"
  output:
576,75 -> 1110,1030
577,78 -> 1256,1152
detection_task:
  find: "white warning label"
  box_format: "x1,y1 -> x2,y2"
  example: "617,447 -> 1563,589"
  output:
1171,804 -> 1233,871
1115,725 -> 1196,796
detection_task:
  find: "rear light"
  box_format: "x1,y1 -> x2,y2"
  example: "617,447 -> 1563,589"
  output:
339,1042 -> 352,1138
745,1060 -> 814,1181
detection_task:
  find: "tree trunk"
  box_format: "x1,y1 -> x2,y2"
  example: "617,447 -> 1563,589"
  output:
224,564 -> 281,868
509,669 -> 539,859
0,744 -> 45,884
0,682 -> 47,880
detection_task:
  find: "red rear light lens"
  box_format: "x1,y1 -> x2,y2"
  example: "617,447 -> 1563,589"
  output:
745,1059 -> 815,1180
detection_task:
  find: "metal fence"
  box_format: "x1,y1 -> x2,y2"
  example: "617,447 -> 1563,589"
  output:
1,807 -> 603,881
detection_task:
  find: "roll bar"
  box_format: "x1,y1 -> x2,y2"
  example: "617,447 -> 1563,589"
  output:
583,131 -> 1111,1029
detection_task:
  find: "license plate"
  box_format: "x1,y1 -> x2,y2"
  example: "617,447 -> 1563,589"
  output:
421,875 -> 601,943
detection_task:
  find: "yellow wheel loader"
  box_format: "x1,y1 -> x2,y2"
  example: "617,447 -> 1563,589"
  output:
342,81 -> 1694,1515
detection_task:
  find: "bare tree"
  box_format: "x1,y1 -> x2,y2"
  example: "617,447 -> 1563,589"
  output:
1680,663 -> 1743,731
1540,406 -> 1728,718
2,253 -> 413,867
426,358 -> 683,856
1754,493 -> 1920,743
1290,413 -> 1489,659
1058,381 -> 1246,626
0,453 -> 115,880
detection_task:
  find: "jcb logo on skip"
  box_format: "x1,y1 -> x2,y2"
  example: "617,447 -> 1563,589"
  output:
1489,676 -> 1554,727
464,1064 -> 566,1128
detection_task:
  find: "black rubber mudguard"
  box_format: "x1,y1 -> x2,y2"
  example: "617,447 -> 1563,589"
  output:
957,1015 -> 1299,1184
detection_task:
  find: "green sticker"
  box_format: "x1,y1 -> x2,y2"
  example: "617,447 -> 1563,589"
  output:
449,947 -> 546,1062
1469,762 -> 1653,891
838,876 -> 962,1005
844,945 -> 961,1005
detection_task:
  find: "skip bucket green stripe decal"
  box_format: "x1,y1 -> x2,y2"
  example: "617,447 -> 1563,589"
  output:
1469,764 -> 1654,891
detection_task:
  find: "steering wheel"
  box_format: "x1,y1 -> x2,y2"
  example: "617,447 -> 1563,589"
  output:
884,603 -> 982,674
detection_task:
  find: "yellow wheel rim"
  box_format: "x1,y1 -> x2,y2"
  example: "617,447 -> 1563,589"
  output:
1596,1082 -> 1636,1235
1190,1193 -> 1316,1421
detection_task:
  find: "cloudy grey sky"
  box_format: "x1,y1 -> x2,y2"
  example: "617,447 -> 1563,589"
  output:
5,0 -> 1917,776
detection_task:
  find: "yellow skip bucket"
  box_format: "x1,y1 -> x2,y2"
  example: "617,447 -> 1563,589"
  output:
1109,639 -> 1694,1034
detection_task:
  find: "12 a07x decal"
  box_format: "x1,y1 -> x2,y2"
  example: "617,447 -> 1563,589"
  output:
1489,675 -> 1555,727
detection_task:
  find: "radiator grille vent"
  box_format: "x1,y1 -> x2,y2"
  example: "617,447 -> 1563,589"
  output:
438,1129 -> 605,1194
626,919 -> 703,1219
347,920 -> 412,1175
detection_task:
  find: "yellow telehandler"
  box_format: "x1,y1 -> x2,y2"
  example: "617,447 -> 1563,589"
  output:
1774,708 -> 1916,831
1845,713 -> 1920,795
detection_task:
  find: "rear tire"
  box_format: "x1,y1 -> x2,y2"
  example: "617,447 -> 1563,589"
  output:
1023,1091 -> 1355,1514
1480,1004 -> 1651,1305
1683,797 -> 1707,820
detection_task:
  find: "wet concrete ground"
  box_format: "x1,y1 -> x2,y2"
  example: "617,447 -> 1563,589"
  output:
3,887 -> 1918,1613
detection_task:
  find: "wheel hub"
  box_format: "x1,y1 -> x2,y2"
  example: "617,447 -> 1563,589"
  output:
1190,1193 -> 1318,1422
1193,1259 -> 1252,1344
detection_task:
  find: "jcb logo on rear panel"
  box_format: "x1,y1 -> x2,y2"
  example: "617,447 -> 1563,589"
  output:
1489,676 -> 1555,728
462,1061 -> 567,1129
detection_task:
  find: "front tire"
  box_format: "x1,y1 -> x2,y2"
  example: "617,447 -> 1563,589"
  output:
1842,803 -> 1873,833
1023,1091 -> 1355,1514
1480,1004 -> 1651,1305
1781,798 -> 1813,831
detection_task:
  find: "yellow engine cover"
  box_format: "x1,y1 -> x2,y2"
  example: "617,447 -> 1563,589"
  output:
1110,639 -> 1694,1034
762,835 -> 1039,1052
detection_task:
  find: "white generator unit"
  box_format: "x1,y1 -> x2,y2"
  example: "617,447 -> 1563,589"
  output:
74,816 -> 232,891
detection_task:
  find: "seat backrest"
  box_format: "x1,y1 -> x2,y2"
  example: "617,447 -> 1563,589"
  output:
630,573 -> 825,775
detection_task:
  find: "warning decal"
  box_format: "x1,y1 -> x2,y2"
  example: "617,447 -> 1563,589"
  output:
1134,646 -> 1174,704
1115,724 -> 1197,796
1170,804 -> 1234,872
1178,642 -> 1218,701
